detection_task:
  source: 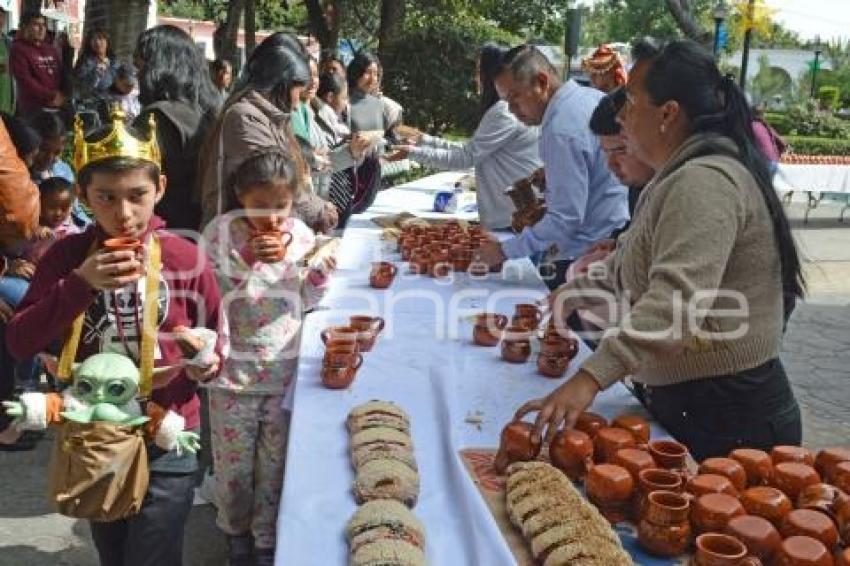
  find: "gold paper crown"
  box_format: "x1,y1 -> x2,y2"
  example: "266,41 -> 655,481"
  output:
73,106 -> 161,172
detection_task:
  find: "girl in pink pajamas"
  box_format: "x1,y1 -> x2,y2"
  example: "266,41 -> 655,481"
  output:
202,151 -> 335,565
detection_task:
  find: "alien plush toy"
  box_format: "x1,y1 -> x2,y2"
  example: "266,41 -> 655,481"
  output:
3,352 -> 200,455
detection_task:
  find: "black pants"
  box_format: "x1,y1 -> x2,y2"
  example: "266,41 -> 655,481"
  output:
635,358 -> 802,461
90,471 -> 195,566
538,259 -> 573,291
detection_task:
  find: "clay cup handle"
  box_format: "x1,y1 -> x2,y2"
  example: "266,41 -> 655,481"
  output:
320,329 -> 330,344
374,317 -> 385,333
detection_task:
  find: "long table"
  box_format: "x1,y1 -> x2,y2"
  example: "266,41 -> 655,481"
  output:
274,173 -> 667,565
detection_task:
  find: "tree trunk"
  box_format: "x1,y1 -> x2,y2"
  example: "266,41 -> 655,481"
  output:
665,0 -> 712,45
245,0 -> 257,59
377,0 -> 405,60
83,0 -> 150,62
304,0 -> 341,50
219,0 -> 245,65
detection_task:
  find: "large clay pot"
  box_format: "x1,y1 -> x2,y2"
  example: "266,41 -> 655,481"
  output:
771,445 -> 815,467
700,457 -> 748,493
692,493 -> 745,535
781,509 -> 840,550
687,474 -> 740,499
575,411 -> 608,439
815,448 -> 850,484
549,429 -> 593,481
637,490 -> 692,557
730,448 -> 774,487
594,427 -> 636,464
740,486 -> 793,528
612,414 -> 651,445
693,533 -> 749,566
773,462 -> 821,501
725,514 -> 782,563
649,439 -> 689,471
774,536 -> 834,566
493,421 -> 541,474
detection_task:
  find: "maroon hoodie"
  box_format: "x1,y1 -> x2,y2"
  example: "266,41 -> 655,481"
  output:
6,217 -> 222,430
9,38 -> 63,115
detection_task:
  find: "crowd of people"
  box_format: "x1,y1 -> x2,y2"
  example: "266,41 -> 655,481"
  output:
0,11 -> 805,566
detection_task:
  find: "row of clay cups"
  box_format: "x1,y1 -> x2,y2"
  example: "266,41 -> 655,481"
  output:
319,316 -> 385,389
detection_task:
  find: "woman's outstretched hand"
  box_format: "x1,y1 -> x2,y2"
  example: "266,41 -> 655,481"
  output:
513,370 -> 601,444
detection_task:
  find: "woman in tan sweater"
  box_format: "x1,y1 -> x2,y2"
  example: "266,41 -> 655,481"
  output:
515,40 -> 804,460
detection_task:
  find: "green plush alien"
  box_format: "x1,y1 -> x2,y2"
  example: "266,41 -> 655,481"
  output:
2,352 -> 201,455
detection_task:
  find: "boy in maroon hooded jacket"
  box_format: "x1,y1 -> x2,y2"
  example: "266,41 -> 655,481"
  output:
5,110 -> 222,565
9,11 -> 65,116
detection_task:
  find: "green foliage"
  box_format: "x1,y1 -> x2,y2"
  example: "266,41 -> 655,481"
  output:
818,86 -> 840,111
785,136 -> 850,156
750,54 -> 792,106
158,0 -> 209,20
764,112 -> 792,135
157,0 -> 304,30
784,102 -> 850,138
381,11 -> 517,135
466,0 -> 568,44
582,0 -> 715,45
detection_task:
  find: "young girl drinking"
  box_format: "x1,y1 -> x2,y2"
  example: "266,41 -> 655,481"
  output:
202,151 -> 335,566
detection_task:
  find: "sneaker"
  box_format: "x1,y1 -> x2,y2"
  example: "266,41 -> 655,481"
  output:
227,534 -> 254,566
254,547 -> 275,566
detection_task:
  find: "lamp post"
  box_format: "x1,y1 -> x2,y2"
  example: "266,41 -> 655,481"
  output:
713,1 -> 729,60
811,36 -> 822,99
739,0 -> 756,93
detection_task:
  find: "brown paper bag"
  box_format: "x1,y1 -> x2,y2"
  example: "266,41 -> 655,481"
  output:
48,422 -> 149,522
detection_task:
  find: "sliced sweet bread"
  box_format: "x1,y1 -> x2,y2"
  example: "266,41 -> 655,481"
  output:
353,459 -> 420,507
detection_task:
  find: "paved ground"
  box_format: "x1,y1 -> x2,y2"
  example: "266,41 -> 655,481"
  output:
0,203 -> 848,566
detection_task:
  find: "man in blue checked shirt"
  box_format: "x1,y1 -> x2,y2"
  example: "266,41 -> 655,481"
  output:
475,45 -> 629,290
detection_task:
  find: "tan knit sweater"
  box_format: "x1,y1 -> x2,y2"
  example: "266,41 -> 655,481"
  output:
567,133 -> 784,389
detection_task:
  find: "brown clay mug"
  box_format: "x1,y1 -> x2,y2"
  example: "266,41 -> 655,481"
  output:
549,428 -> 594,481
349,316 -> 385,352
780,509 -> 840,550
637,468 -> 684,518
831,461 -> 850,496
815,448 -> 850,484
500,327 -> 532,364
649,439 -> 689,470
594,427 -> 637,463
320,355 -> 362,389
693,533 -> 750,566
700,457 -> 748,493
740,486 -> 793,528
797,483 -> 847,518
472,314 -> 508,347
612,414 -> 651,445
838,496 -> 850,546
536,352 -> 570,378
408,249 -> 431,275
369,262 -> 398,289
772,462 -> 821,501
430,260 -> 452,278
575,411 -> 608,439
691,493 -> 746,534
612,448 -> 656,482
539,335 -> 578,357
250,230 -> 293,263
512,303 -> 542,330
102,237 -> 143,275
725,514 -> 782,563
774,535 -> 834,566
320,326 -> 359,345
493,421 -> 541,474
323,346 -> 361,367
836,548 -> 850,566
637,490 -> 692,557
771,445 -> 815,467
687,474 -> 740,499
586,463 -> 635,509
730,448 -> 774,487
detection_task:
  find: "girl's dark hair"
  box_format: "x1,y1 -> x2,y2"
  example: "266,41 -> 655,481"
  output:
347,51 -> 379,92
77,121 -> 160,189
227,151 -> 302,211
643,40 -> 804,306
134,25 -> 220,113
210,58 -> 232,74
319,49 -> 344,73
317,71 -> 346,99
478,43 -> 507,118
28,110 -> 65,141
39,176 -> 73,196
73,28 -> 114,75
2,112 -> 41,158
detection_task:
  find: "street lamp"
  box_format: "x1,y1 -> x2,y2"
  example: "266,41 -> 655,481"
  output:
811,35 -> 823,100
712,1 -> 729,59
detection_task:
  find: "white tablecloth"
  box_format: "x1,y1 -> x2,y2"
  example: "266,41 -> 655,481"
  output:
775,163 -> 850,194
274,175 -> 662,565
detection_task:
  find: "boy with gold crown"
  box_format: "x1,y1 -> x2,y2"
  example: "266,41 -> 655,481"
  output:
5,108 -> 223,566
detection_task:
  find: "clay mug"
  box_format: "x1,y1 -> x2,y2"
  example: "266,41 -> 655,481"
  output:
771,445 -> 815,467
740,486 -> 793,528
493,421 -> 542,474
594,427 -> 637,463
549,429 -> 594,481
774,536 -> 834,566
320,355 -> 362,389
637,468 -> 684,518
836,548 -> 850,566
725,515 -> 782,563
430,260 -> 452,278
512,303 -> 542,330
586,463 -> 635,518
772,462 -> 821,501
450,245 -> 472,272
780,509 -> 840,550
472,313 -> 508,347
831,461 -> 850,496
536,352 -> 570,378
323,346 -> 361,367
687,474 -> 740,499
408,248 -> 431,275
539,335 -> 578,357
500,327 -> 532,364
649,439 -> 689,471
637,490 -> 692,557
102,237 -> 143,276
320,326 -> 359,345
349,316 -> 385,353
369,262 -> 398,289
612,414 -> 651,445
575,411 -> 608,439
250,230 -> 292,263
815,448 -> 850,484
837,495 -> 850,545
612,448 -> 656,482
797,483 -> 847,519
324,340 -> 358,355
693,533 -> 751,566
468,261 -> 489,277
730,448 -> 774,487
691,493 -> 746,534
700,457 -> 748,493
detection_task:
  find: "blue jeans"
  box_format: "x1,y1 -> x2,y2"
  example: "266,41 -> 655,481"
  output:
0,276 -> 39,391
